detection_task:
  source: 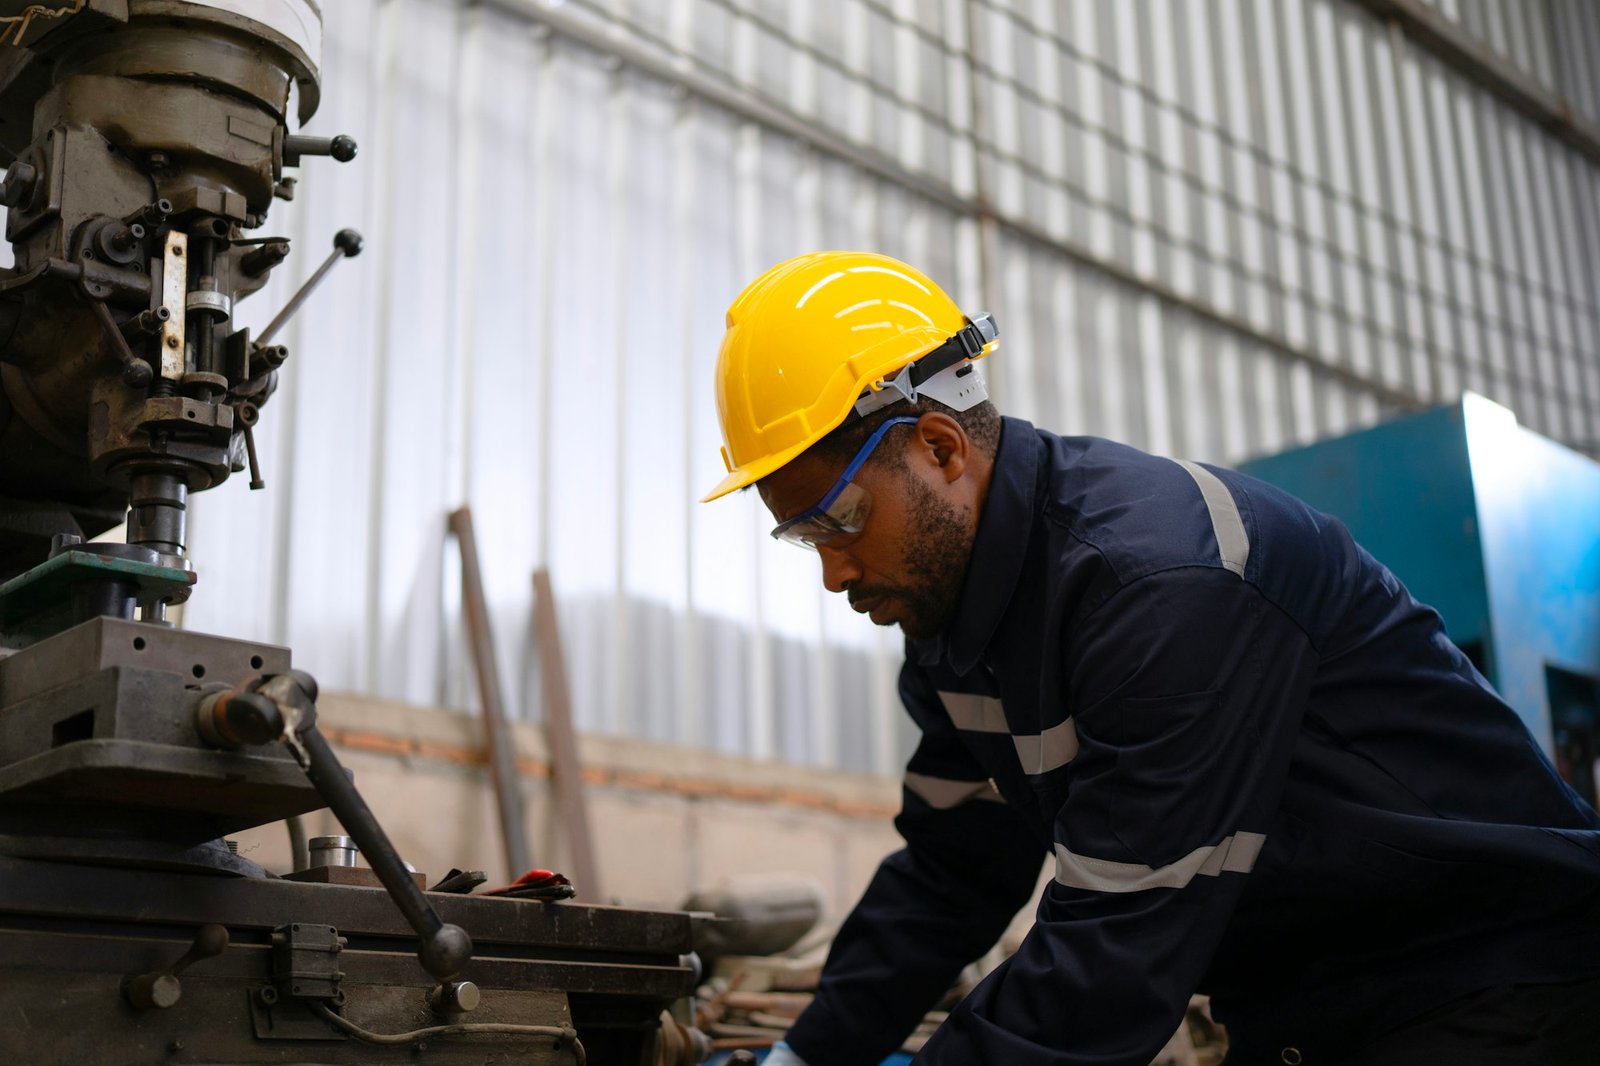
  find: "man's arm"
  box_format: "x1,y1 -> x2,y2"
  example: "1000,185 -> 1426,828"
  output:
784,658 -> 1048,1066
917,567 -> 1319,1065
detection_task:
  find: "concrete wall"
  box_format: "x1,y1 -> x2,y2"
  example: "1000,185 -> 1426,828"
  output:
231,691 -> 906,918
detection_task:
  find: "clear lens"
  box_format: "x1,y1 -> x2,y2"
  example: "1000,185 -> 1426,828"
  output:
769,416 -> 914,549
773,481 -> 872,549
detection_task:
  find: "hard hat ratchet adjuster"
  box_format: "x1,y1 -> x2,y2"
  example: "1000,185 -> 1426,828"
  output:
850,312 -> 998,420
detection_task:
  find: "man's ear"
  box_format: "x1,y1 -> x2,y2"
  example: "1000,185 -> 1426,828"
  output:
913,412 -> 969,483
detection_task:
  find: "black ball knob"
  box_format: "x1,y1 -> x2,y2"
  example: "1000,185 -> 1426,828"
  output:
419,923 -> 473,980
329,134 -> 358,162
219,692 -> 284,746
287,668 -> 320,703
333,229 -> 363,258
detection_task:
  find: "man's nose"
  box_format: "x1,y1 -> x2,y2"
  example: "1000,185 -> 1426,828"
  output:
817,544 -> 863,594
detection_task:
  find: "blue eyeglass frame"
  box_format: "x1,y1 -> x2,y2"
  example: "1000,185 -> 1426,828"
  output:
770,416 -> 920,544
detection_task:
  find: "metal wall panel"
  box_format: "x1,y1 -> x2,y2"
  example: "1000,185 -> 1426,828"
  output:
183,0 -> 1600,772
1421,0 -> 1600,127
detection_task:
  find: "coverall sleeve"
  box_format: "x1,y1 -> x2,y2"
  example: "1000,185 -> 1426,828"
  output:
783,656 -> 1049,1066
915,566 -> 1319,1065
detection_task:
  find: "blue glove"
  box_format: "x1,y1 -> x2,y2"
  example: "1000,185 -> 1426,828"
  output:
764,1041 -> 810,1066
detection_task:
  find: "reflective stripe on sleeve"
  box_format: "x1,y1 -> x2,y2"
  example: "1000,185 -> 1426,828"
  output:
1054,832 -> 1266,893
904,772 -> 1004,809
938,692 -> 1008,733
939,691 -> 1081,774
1014,717 -> 1079,775
1173,459 -> 1250,577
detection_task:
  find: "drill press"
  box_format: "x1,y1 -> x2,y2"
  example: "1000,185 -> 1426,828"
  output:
0,4 -> 703,1062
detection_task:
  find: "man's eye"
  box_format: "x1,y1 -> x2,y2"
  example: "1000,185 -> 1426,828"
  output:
831,499 -> 868,531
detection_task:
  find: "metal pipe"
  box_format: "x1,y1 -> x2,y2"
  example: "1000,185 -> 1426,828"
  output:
446,506 -> 531,879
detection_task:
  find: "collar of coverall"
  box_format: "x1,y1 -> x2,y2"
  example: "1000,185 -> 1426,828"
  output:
912,415 -> 1042,676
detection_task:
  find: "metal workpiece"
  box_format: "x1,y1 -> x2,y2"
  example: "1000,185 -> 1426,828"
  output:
309,834 -> 359,869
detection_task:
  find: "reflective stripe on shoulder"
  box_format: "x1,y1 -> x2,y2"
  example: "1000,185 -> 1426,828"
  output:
904,772 -> 1005,809
1054,831 -> 1266,893
1172,459 -> 1250,577
938,692 -> 1008,733
939,691 -> 1080,775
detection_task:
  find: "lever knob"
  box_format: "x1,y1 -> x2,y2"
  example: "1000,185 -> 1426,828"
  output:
124,924 -> 230,1010
333,228 -> 363,257
283,134 -> 359,164
429,979 -> 480,1016
197,689 -> 284,748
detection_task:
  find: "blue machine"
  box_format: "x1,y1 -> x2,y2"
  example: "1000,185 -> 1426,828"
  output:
1242,393 -> 1600,807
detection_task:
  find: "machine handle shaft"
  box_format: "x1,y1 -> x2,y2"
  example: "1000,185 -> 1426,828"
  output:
293,722 -> 473,980
257,229 -> 363,346
251,670 -> 472,981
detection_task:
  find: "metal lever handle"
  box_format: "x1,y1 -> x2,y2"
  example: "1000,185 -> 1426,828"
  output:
124,923 -> 229,1010
257,671 -> 473,981
89,299 -> 154,388
283,133 -> 358,165
257,228 -> 363,346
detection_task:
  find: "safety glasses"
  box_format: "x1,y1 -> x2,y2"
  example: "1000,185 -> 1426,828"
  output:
770,416 -> 920,549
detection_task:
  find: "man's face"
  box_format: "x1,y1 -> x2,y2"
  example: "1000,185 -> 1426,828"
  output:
758,424 -> 977,640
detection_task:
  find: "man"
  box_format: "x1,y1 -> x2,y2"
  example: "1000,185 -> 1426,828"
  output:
700,251 -> 1600,1065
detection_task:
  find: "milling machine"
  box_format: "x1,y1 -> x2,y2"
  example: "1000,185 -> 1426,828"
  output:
0,3 -> 706,1062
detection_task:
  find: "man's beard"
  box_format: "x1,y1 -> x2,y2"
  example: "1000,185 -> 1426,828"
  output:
881,472 -> 973,640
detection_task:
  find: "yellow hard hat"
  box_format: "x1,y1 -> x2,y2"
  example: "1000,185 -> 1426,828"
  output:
702,251 -> 997,502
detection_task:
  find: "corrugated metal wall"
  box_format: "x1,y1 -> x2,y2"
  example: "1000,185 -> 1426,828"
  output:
1423,0 -> 1600,120
186,0 -> 1600,774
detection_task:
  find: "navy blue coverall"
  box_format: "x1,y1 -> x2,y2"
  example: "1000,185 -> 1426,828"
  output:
783,418 -> 1600,1066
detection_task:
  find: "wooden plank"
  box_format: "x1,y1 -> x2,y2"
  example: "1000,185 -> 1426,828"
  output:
532,568 -> 603,902
447,506 -> 531,879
